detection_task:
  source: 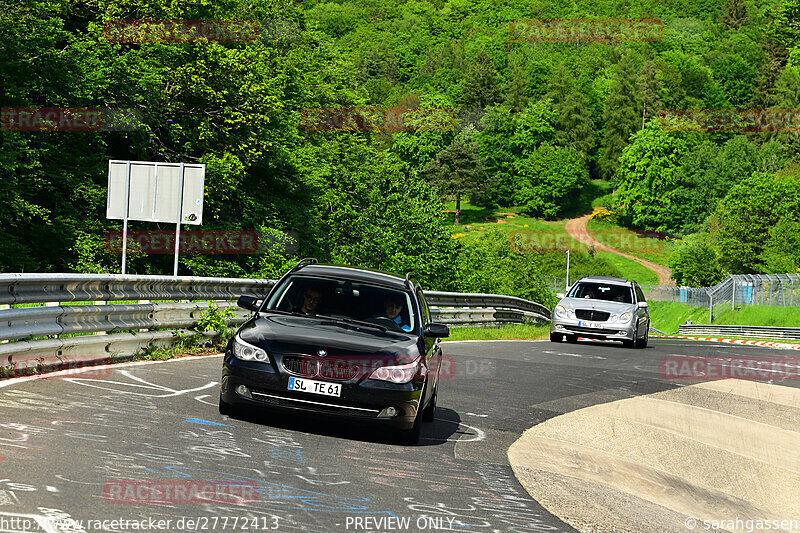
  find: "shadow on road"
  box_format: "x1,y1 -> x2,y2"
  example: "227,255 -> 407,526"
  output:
226,406 -> 463,447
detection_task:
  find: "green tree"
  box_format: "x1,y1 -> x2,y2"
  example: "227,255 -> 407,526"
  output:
600,55 -> 641,179
721,0 -> 748,29
766,0 -> 800,50
669,233 -> 725,286
546,64 -> 595,156
461,50 -> 500,107
513,144 -> 589,219
760,217 -> 800,273
639,61 -> 663,130
456,230 -> 557,307
711,173 -> 800,273
421,126 -> 487,225
612,121 -> 692,233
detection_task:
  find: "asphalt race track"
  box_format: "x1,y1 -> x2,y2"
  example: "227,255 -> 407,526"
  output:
0,338 -> 793,533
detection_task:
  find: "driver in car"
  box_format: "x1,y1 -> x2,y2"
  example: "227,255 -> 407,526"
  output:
375,296 -> 412,332
299,288 -> 322,315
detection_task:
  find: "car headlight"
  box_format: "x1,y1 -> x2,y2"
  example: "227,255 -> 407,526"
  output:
617,312 -> 633,323
554,305 -> 568,318
233,335 -> 268,362
369,360 -> 420,384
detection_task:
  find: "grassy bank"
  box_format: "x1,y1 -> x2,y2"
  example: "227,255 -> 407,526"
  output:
586,217 -> 675,267
445,323 -> 551,341
443,200 -> 673,286
648,302 -> 800,334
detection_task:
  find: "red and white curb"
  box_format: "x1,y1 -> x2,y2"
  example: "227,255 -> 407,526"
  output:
653,334 -> 800,351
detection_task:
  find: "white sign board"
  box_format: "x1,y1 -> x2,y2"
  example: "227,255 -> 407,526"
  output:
107,160 -> 205,225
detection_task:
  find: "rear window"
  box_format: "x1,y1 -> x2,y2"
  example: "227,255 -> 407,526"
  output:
568,282 -> 633,304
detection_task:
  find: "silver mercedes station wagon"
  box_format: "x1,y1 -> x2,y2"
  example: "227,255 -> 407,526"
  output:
550,276 -> 650,348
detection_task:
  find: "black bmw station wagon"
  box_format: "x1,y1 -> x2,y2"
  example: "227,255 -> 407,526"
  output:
219,259 -> 449,443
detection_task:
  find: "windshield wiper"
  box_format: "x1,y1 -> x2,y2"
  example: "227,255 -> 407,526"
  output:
262,308 -> 307,317
315,315 -> 388,332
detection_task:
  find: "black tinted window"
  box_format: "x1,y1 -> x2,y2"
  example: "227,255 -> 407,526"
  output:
569,282 -> 633,304
266,275 -> 416,330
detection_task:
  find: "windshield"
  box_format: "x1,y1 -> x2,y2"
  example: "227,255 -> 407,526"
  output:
265,275 -> 416,333
568,282 -> 634,304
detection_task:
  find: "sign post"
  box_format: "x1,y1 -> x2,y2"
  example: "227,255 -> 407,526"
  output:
107,160 -> 205,276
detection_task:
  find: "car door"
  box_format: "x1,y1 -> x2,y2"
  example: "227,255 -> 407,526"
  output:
416,286 -> 441,398
634,283 -> 649,336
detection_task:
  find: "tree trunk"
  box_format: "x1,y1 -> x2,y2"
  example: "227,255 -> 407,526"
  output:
455,193 -> 461,226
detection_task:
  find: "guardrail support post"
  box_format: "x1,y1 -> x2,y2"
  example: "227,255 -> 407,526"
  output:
708,293 -> 713,324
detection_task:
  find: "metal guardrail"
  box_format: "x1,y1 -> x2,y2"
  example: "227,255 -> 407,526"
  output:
0,273 -> 273,304
677,324 -> 800,340
0,274 -> 551,375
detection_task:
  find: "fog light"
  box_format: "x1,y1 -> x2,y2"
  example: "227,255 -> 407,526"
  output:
235,385 -> 252,399
556,324 -> 565,330
378,407 -> 398,418
619,331 -> 626,335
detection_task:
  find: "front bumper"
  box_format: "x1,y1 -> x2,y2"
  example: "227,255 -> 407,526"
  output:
550,317 -> 636,341
220,353 -> 423,430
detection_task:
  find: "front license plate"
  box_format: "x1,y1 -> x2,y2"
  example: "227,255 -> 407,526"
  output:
287,377 -> 341,397
579,321 -> 598,328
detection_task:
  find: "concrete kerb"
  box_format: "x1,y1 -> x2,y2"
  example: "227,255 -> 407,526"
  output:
653,334 -> 800,351
507,378 -> 800,532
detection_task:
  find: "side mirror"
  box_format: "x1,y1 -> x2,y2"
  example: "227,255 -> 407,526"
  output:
423,323 -> 450,338
556,293 -> 565,299
637,301 -> 648,308
237,295 -> 260,312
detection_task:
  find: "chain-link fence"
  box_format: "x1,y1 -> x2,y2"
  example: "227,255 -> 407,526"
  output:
548,274 -> 800,321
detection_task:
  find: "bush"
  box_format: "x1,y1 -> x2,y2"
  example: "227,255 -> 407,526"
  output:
669,233 -> 725,286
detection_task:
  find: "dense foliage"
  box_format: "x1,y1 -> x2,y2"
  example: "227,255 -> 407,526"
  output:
2,0 -> 799,295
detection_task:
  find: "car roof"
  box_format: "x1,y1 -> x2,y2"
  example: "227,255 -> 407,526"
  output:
577,276 -> 633,285
291,264 -> 409,290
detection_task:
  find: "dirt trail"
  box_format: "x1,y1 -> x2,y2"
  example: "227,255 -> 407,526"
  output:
564,214 -> 674,286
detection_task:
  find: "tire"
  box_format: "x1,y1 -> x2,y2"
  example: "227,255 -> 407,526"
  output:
565,334 -> 578,343
635,330 -> 649,348
422,387 -> 437,422
622,339 -> 635,348
549,333 -> 561,342
397,415 -> 422,445
218,393 -> 237,417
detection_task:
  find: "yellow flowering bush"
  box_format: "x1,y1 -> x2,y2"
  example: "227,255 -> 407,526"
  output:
589,206 -> 612,220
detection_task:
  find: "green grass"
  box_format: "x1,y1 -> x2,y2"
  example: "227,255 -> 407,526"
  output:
442,199 -> 673,287
648,302 -> 800,334
712,305 -> 800,327
586,218 -> 675,267
596,252 -> 659,285
445,323 -> 550,341
648,302 -> 710,333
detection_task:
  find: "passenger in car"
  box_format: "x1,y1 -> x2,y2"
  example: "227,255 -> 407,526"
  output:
299,288 -> 322,315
